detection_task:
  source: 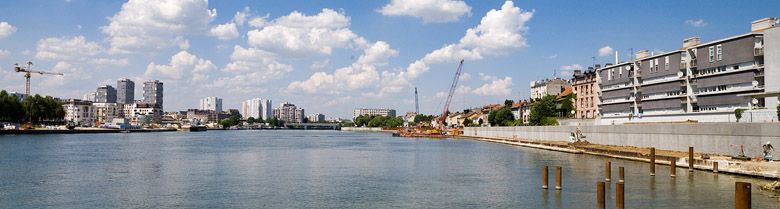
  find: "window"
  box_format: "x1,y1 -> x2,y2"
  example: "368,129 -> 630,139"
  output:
708,46 -> 715,62
648,59 -> 653,72
609,69 -> 614,80
664,56 -> 669,71
619,66 -> 623,78
655,58 -> 659,72
716,44 -> 722,61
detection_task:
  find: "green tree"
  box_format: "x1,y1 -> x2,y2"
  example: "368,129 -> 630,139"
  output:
777,104 -> 779,121
504,99 -> 514,107
529,95 -> 557,126
463,118 -> 474,127
735,108 -> 745,122
0,90 -> 24,122
488,107 -> 515,126
560,93 -> 576,118
22,95 -> 64,124
384,117 -> 404,128
413,114 -> 434,123
354,114 -> 371,127
368,116 -> 385,127
247,117 -> 255,124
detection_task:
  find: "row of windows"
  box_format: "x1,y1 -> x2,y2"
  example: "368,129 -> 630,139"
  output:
708,44 -> 723,62
697,85 -> 728,93
697,65 -> 741,76
647,56 -> 671,73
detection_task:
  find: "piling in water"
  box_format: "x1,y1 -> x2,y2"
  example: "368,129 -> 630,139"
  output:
555,166 -> 562,190
616,182 -> 625,209
605,161 -> 611,182
597,181 -> 605,209
619,166 -> 625,183
650,147 -> 656,176
713,162 -> 719,173
689,146 -> 694,172
671,160 -> 676,177
542,166 -> 549,189
735,182 -> 751,209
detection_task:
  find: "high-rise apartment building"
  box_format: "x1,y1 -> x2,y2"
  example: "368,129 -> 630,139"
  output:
273,102 -> 304,123
598,17 -> 779,124
143,80 -> 163,109
117,78 -> 134,104
242,98 -> 262,119
96,85 -> 117,103
200,96 -> 223,112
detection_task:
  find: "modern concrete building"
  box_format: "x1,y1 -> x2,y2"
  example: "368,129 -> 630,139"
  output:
82,91 -> 96,102
116,78 -> 134,104
199,96 -> 223,112
63,99 -> 95,127
241,98 -> 272,121
273,102 -> 304,123
530,78 -> 571,100
143,80 -> 163,109
572,68 -> 600,119
598,17 -> 779,124
93,102 -> 122,124
353,108 -> 396,120
307,113 -> 325,123
96,85 -> 117,103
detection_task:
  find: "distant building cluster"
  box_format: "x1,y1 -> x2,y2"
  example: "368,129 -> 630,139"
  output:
273,102 -> 305,123
353,108 -> 396,120
66,79 -> 164,128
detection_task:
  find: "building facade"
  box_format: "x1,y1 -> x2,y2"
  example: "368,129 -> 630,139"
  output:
530,78 -> 571,100
572,69 -> 600,119
63,99 -> 95,127
598,17 -> 778,124
93,102 -> 122,124
96,85 -> 117,103
143,80 -> 163,109
307,113 -> 325,123
117,78 -> 134,104
241,98 -> 271,120
273,102 -> 304,123
353,108 -> 397,120
200,96 -> 223,112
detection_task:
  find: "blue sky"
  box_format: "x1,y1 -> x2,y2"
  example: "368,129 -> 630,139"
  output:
0,0 -> 778,118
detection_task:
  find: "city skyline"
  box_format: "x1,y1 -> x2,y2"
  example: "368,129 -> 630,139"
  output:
1,0 -> 779,118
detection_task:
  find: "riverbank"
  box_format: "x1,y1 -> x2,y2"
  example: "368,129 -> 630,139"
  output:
459,135 -> 780,179
0,128 -> 177,135
341,127 -> 398,133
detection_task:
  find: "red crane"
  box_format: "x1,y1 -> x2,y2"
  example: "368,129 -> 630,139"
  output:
437,59 -> 464,128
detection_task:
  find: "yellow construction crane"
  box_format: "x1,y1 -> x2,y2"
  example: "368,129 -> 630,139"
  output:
14,62 -> 64,95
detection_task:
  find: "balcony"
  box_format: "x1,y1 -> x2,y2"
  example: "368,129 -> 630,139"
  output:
755,47 -> 764,56
680,62 -> 688,70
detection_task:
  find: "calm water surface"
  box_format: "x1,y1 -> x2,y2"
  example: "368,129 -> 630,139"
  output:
0,130 -> 778,208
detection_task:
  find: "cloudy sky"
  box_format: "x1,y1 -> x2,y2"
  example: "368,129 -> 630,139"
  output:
0,0 -> 778,118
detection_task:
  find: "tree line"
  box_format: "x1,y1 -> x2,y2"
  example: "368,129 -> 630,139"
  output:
353,114 -> 404,128
0,90 -> 65,124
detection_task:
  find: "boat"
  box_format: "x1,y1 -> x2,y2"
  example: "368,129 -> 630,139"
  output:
189,125 -> 207,132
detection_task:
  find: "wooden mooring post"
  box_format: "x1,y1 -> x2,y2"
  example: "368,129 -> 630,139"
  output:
618,166 -> 625,183
605,161 -> 611,182
735,182 -> 751,209
713,162 -> 719,173
542,166 -> 548,189
670,159 -> 676,177
689,146 -> 694,172
650,147 -> 656,176
597,181 -> 605,209
555,166 -> 562,190
616,182 -> 625,209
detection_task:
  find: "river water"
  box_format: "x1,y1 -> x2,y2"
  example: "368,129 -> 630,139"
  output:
0,130 -> 777,208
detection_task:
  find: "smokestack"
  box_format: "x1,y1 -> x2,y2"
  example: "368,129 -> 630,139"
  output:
615,51 -> 619,64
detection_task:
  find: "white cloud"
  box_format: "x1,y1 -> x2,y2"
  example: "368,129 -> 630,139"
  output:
288,41 -> 398,95
222,45 -> 292,75
378,0 -> 471,23
685,19 -> 707,27
101,0 -> 217,53
478,72 -> 497,81
145,50 -> 216,81
247,8 -> 367,56
209,22 -> 239,40
368,1 -> 531,97
471,76 -> 512,97
232,7 -> 250,26
35,36 -> 128,68
459,72 -> 471,81
248,16 -> 269,28
598,46 -> 613,57
402,1 -> 533,80
0,22 -> 16,39
561,64 -> 582,71
310,59 -> 329,69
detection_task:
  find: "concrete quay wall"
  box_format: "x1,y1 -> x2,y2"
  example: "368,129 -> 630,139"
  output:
464,123 -> 780,156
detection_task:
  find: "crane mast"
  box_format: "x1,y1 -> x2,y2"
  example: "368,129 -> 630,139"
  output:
414,87 -> 419,114
14,62 -> 64,95
438,59 -> 464,127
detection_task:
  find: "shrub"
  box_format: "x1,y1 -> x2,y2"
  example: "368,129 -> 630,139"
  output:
734,108 -> 745,122
541,117 -> 559,126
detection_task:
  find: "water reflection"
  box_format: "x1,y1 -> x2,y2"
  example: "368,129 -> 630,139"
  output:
0,131 -> 777,208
